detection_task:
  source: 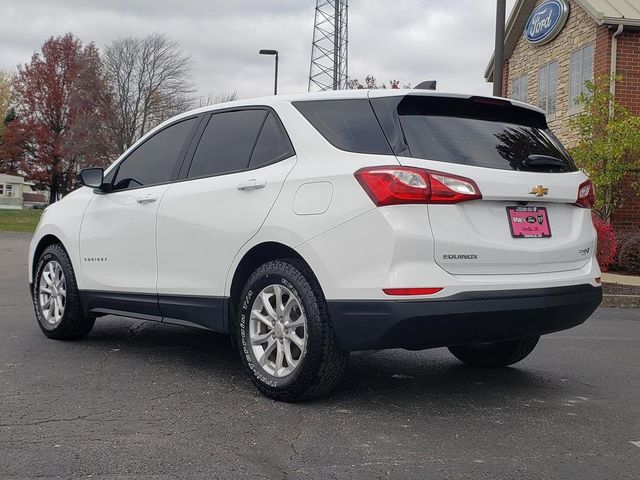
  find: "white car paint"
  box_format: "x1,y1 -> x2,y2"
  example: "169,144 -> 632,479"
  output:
156,156 -> 297,297
80,184 -> 171,293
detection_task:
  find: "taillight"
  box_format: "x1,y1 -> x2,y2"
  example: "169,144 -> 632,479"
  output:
576,180 -> 595,208
429,172 -> 482,203
354,166 -> 481,206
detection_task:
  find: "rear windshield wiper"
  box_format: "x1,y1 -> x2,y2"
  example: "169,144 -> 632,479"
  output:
520,155 -> 567,172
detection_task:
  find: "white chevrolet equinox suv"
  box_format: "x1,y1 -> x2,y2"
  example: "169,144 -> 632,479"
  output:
29,90 -> 602,401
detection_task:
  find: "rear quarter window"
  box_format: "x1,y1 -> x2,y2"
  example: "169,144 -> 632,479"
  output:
293,99 -> 392,155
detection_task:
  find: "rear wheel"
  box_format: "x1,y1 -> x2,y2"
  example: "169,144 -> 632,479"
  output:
237,259 -> 348,402
32,244 -> 95,340
448,337 -> 540,368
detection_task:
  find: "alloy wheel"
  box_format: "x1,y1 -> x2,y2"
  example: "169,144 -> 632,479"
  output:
249,284 -> 307,377
38,260 -> 66,326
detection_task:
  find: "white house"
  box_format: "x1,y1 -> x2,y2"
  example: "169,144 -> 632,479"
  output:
0,173 -> 48,209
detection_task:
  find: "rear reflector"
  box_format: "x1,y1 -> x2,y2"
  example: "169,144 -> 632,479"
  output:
576,180 -> 595,209
383,288 -> 443,296
355,166 -> 481,206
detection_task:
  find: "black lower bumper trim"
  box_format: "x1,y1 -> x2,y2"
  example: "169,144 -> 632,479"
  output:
327,284 -> 602,351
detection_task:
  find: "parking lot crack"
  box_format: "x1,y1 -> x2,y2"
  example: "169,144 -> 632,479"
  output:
0,404 -> 128,428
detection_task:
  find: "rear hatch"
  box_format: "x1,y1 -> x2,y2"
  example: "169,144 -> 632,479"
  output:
370,94 -> 595,275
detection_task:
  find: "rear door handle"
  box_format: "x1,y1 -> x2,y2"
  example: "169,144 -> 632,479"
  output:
136,195 -> 157,204
237,179 -> 267,191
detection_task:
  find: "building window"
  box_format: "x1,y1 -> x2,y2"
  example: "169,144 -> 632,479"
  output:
5,184 -> 12,197
570,44 -> 594,111
538,62 -> 558,115
509,75 -> 528,103
0,185 -> 3,196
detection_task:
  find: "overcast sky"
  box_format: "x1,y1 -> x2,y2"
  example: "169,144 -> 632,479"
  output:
1,0 -> 517,99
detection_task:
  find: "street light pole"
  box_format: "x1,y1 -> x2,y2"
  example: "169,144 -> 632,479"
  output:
493,0 -> 506,97
259,49 -> 279,95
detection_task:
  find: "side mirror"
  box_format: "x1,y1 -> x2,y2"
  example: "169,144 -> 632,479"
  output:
77,168 -> 104,189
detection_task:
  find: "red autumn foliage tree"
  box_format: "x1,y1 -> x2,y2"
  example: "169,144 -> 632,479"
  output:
1,108 -> 28,174
7,33 -> 115,203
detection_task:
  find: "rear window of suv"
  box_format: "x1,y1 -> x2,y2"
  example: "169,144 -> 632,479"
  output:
372,95 -> 577,172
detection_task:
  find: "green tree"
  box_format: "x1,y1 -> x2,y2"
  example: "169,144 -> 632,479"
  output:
570,75 -> 640,222
0,70 -> 13,146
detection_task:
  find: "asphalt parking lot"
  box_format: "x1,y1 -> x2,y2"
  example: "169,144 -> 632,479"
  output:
1,232 -> 639,479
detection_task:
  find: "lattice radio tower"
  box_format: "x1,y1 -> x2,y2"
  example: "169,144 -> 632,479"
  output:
308,0 -> 349,91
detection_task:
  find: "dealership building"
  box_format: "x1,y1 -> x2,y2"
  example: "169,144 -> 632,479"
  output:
486,0 -> 640,231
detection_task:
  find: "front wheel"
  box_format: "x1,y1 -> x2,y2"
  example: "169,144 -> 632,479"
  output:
32,244 -> 95,340
237,259 -> 348,402
448,337 -> 540,368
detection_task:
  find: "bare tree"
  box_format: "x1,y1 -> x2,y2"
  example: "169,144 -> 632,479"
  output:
192,91 -> 238,109
103,33 -> 194,151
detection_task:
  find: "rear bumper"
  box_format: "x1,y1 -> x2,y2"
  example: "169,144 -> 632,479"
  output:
327,284 -> 602,351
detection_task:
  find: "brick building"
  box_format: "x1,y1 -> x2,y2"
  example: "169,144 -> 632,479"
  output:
485,0 -> 640,231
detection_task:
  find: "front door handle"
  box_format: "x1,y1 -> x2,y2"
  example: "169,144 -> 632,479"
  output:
136,195 -> 157,204
237,179 -> 267,191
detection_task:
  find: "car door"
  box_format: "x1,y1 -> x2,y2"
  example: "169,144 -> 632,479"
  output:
79,116 -> 199,318
156,109 -> 296,330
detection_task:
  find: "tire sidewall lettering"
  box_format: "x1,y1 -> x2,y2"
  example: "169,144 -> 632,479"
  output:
33,251 -> 60,330
238,272 -> 309,389
239,281 -> 279,387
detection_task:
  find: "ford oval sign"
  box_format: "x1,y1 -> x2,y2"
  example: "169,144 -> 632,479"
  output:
524,0 -> 569,45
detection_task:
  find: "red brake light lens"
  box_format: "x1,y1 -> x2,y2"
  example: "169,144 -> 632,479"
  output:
355,166 -> 481,206
354,167 -> 429,206
576,180 -> 595,209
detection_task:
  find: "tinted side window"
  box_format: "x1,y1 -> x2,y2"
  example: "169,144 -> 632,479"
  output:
293,99 -> 392,155
112,118 -> 197,191
188,110 -> 267,178
249,113 -> 294,169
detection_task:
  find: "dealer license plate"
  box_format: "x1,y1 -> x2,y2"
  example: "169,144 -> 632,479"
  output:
507,206 -> 551,238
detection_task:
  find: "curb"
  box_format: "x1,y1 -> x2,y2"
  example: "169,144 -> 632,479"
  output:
602,294 -> 640,308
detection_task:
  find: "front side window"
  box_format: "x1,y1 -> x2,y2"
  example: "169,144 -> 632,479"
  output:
187,110 -> 267,178
112,118 -> 197,191
538,62 -> 558,115
570,44 -> 594,110
510,75 -> 528,104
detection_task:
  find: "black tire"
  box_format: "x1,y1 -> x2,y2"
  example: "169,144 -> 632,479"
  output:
237,259 -> 348,402
448,337 -> 540,368
32,244 -> 95,340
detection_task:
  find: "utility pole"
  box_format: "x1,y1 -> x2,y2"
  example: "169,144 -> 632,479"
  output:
493,0 -> 506,97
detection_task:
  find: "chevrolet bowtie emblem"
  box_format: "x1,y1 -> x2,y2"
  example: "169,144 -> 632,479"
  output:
529,185 -> 549,197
